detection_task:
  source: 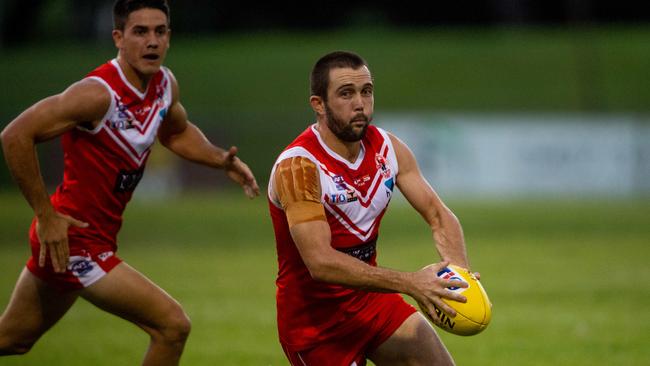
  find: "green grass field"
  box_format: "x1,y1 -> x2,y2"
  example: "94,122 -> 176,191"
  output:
0,191 -> 648,365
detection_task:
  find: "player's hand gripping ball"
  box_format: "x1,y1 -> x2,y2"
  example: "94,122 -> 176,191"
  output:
422,264 -> 492,336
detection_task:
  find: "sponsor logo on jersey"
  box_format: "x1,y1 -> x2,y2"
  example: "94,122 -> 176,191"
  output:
68,256 -> 94,277
326,189 -> 358,204
384,177 -> 394,197
337,240 -> 376,262
353,174 -> 371,187
97,251 -> 114,262
134,106 -> 151,119
109,101 -> 137,130
114,168 -> 144,193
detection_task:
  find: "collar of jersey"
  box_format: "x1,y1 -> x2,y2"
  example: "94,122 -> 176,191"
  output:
311,124 -> 366,170
111,59 -> 149,100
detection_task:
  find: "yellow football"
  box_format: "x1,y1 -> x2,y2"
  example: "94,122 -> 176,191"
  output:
421,264 -> 492,336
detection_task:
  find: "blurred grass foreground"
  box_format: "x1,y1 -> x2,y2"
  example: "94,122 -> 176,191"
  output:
0,192 -> 649,365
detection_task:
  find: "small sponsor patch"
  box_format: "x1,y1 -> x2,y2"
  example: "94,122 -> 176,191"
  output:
68,256 -> 95,277
97,251 -> 114,262
114,168 -> 144,193
353,174 -> 371,187
384,177 -> 394,192
326,189 -> 358,204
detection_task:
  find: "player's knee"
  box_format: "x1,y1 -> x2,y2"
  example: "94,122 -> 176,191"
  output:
159,309 -> 191,344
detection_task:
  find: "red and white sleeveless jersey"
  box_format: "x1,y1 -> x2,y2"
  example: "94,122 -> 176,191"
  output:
268,124 -> 399,349
51,59 -> 172,249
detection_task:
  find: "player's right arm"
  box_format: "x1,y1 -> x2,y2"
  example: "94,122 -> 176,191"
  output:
0,79 -> 107,272
272,156 -> 467,316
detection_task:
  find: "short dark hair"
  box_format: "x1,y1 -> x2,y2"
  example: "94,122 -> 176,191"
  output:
113,0 -> 170,30
310,51 -> 369,101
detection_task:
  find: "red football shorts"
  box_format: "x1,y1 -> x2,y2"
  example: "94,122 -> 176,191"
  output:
26,222 -> 122,291
281,294 -> 417,366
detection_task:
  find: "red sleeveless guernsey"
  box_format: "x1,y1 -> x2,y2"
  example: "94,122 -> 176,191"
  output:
268,124 -> 405,349
35,59 -> 172,250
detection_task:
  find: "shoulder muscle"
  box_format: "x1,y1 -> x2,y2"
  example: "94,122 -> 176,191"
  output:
8,78 -> 111,142
59,78 -> 112,123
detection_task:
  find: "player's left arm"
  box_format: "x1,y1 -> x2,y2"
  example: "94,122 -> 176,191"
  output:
390,132 -> 469,269
158,70 -> 259,198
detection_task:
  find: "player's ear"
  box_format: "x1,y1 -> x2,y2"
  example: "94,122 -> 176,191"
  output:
112,29 -> 124,49
309,95 -> 325,116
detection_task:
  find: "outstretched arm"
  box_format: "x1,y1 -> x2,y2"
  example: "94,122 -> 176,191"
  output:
272,156 -> 467,316
390,133 -> 469,269
1,79 -> 107,272
158,71 -> 259,198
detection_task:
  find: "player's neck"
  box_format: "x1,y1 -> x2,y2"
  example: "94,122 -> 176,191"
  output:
315,122 -> 362,163
116,57 -> 153,93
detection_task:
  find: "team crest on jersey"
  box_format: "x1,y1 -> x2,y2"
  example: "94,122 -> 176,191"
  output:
155,84 -> 165,100
154,82 -> 169,110
375,154 -> 391,179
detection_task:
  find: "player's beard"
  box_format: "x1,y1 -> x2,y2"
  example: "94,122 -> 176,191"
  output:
324,104 -> 371,142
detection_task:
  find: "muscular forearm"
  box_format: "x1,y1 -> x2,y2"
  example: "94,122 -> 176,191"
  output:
308,249 -> 413,293
161,122 -> 228,168
289,215 -> 469,318
431,208 -> 469,269
292,221 -> 413,294
1,129 -> 53,217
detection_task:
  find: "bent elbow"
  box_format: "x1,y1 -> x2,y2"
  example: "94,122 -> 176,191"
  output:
0,125 -> 26,152
429,206 -> 459,232
306,264 -> 325,282
305,260 -> 331,282
0,126 -> 9,144
0,125 -> 13,150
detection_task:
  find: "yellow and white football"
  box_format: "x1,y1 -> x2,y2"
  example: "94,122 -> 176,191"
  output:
421,264 -> 492,336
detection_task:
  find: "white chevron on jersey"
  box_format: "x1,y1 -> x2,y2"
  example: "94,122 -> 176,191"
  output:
83,61 -> 172,166
270,125 -> 398,242
317,142 -> 389,208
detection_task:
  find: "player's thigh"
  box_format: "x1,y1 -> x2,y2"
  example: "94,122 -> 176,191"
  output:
0,268 -> 79,341
368,312 -> 454,366
79,262 -> 188,332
